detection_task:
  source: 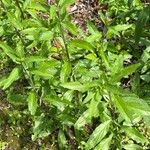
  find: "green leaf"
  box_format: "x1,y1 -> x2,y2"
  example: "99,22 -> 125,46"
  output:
123,96 -> 150,116
39,31 -> 53,41
140,73 -> 150,83
87,21 -> 99,34
131,72 -> 140,94
7,93 -> 27,105
3,67 -> 20,90
0,141 -> 7,150
61,81 -> 99,92
75,93 -> 101,130
0,42 -> 20,63
7,12 -> 23,29
74,110 -> 91,130
95,134 -> 113,150
128,0 -> 134,8
58,129 -> 67,150
0,78 -> 7,88
113,95 -> 131,122
85,53 -> 97,60
31,61 -> 59,78
28,1 -> 48,12
63,21 -> 78,36
135,7 -> 150,44
49,5 -> 57,19
111,63 -> 140,83
44,94 -> 72,111
69,40 -> 94,51
141,46 -> 150,63
16,41 -> 25,59
32,114 -> 54,141
105,84 -> 132,96
107,24 -> 133,38
59,0 -> 75,8
31,70 -> 53,78
88,93 -> 102,118
27,91 -> 37,115
61,82 -> 88,92
123,144 -> 143,150
60,61 -> 71,83
114,94 -> 150,122
23,0 -> 31,9
25,56 -> 46,63
123,126 -> 149,144
99,43 -> 110,69
86,120 -> 111,150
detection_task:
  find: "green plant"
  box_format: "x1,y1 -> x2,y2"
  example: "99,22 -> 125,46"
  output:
0,0 -> 150,149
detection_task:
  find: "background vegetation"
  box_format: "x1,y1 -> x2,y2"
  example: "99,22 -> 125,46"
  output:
0,0 -> 150,149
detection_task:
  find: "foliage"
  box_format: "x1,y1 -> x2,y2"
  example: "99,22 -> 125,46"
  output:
0,0 -> 150,149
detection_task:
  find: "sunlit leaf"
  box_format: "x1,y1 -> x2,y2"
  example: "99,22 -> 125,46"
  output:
27,91 -> 38,115
25,56 -> 46,63
69,40 -> 94,51
63,21 -> 78,35
74,110 -> 91,130
123,144 -> 143,150
113,95 -> 131,122
0,42 -> 20,63
60,61 -> 72,83
86,120 -> 111,150
39,31 -> 53,41
111,63 -> 140,83
61,82 -> 88,92
123,96 -> 150,116
59,0 -> 75,8
123,126 -> 149,144
3,67 -> 20,90
58,129 -> 67,149
107,24 -> 133,38
95,134 -> 113,150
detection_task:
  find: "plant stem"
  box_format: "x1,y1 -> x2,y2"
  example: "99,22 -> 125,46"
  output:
56,4 -> 70,62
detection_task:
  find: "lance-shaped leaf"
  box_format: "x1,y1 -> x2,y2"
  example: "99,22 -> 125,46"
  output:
113,94 -> 150,122
69,39 -> 94,51
135,7 -> 150,44
3,67 -> 20,90
122,96 -> 150,116
113,95 -> 131,122
25,56 -> 46,63
95,134 -> 113,150
111,63 -> 140,83
44,94 -> 72,111
61,82 -> 89,92
86,120 -> 111,150
0,42 -> 20,63
61,81 -> 99,92
123,126 -> 149,144
123,144 -> 143,150
59,0 -> 75,8
60,61 -> 72,83
27,91 -> 38,115
58,129 -> 67,149
74,110 -> 91,130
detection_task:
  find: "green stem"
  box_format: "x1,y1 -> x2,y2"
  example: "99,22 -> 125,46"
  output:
56,4 -> 70,62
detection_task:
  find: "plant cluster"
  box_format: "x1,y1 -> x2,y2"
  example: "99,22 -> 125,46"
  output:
0,0 -> 150,149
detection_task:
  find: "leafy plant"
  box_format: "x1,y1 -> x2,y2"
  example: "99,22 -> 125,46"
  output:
0,0 -> 150,149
